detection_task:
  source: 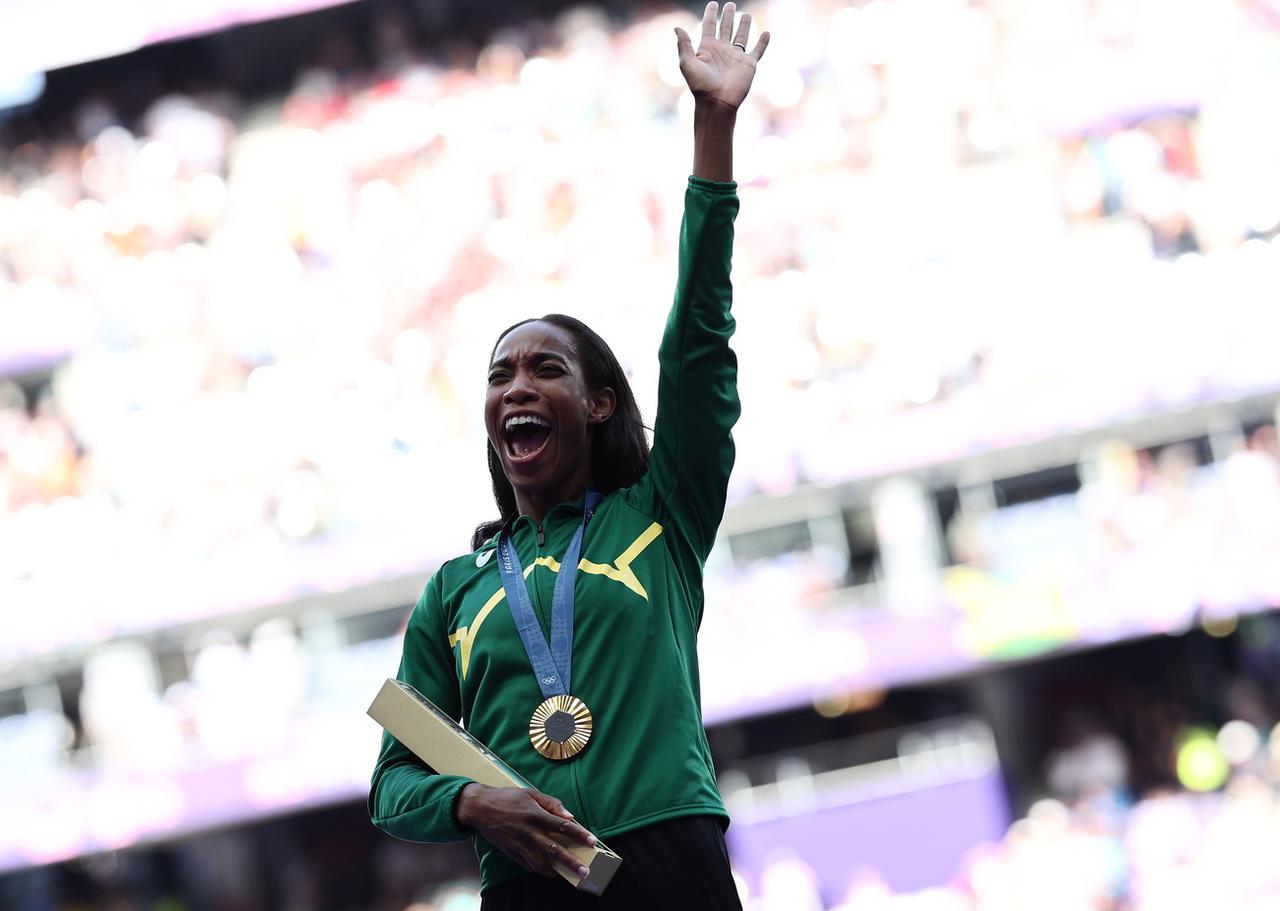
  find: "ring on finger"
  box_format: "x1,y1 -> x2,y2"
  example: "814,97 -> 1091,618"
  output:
733,42 -> 747,51
546,841 -> 557,853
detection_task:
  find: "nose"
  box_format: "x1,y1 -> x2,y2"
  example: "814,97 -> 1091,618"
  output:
502,371 -> 539,404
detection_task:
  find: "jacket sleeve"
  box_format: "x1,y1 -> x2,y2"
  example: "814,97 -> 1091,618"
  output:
367,570 -> 474,843
628,176 -> 741,566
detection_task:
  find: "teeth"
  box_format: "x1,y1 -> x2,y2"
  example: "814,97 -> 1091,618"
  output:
505,415 -> 551,432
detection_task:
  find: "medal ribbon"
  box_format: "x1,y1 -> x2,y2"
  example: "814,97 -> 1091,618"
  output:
496,490 -> 602,699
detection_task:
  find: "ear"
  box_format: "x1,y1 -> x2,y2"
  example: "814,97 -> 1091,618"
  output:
586,387 -> 616,425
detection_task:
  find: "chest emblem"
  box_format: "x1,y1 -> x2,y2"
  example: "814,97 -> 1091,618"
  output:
476,549 -> 495,567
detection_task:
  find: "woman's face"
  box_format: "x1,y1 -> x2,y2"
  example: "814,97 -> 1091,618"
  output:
485,321 -> 614,500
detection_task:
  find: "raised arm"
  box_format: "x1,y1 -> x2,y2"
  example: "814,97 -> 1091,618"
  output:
625,5 -> 768,574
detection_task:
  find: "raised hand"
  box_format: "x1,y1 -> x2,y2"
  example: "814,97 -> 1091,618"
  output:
675,1 -> 770,111
455,783 -> 597,879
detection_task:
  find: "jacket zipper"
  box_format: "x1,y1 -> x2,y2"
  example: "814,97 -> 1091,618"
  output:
531,521 -> 547,635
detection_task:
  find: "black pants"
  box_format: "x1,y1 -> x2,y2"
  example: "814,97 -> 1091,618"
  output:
480,816 -> 742,911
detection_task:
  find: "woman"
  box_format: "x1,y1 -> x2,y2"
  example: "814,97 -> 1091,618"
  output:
369,4 -> 769,908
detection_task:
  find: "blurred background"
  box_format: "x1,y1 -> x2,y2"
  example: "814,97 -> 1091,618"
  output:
2,0 -> 1280,908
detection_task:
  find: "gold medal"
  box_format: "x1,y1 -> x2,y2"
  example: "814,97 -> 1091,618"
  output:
530,694 -> 593,760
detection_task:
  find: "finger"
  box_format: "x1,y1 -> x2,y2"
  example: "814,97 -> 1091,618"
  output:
531,806 -> 595,846
674,26 -> 695,64
528,792 -> 596,844
701,1 -> 718,41
733,12 -> 752,50
719,2 -> 736,43
543,837 -> 592,880
528,790 -> 573,819
751,30 -> 771,62
556,814 -> 597,846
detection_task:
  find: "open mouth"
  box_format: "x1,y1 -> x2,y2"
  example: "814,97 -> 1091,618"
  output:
503,413 -> 553,464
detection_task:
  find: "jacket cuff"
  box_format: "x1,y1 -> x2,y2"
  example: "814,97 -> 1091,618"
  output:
449,777 -> 477,836
687,175 -> 738,193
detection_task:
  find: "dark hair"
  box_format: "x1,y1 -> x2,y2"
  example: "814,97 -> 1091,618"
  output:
470,314 -> 650,550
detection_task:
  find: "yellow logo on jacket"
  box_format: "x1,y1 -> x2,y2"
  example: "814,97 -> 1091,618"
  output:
447,522 -> 663,678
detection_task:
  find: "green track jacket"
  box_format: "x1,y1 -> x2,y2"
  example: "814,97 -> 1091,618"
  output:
368,176 -> 741,893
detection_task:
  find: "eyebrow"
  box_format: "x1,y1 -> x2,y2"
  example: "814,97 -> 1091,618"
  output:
489,351 -> 571,371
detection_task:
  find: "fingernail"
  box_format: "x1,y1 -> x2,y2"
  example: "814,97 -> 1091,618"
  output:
578,866 -> 591,877
587,835 -> 597,845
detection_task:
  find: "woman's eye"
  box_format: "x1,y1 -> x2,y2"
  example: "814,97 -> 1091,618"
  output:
539,365 -> 564,376
488,373 -> 508,384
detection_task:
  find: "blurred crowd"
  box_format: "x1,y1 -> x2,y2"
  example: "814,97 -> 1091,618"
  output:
3,0 -> 1280,654
0,612 -> 397,874
944,424 -> 1280,653
754,780 -> 1280,911
695,418 -> 1280,712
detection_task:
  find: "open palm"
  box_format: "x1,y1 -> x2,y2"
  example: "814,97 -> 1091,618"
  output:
675,2 -> 770,110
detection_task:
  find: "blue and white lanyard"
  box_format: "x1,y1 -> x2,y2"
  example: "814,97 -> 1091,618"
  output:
495,490 -> 603,698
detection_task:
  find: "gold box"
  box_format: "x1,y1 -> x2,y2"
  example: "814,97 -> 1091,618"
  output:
367,678 -> 622,895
